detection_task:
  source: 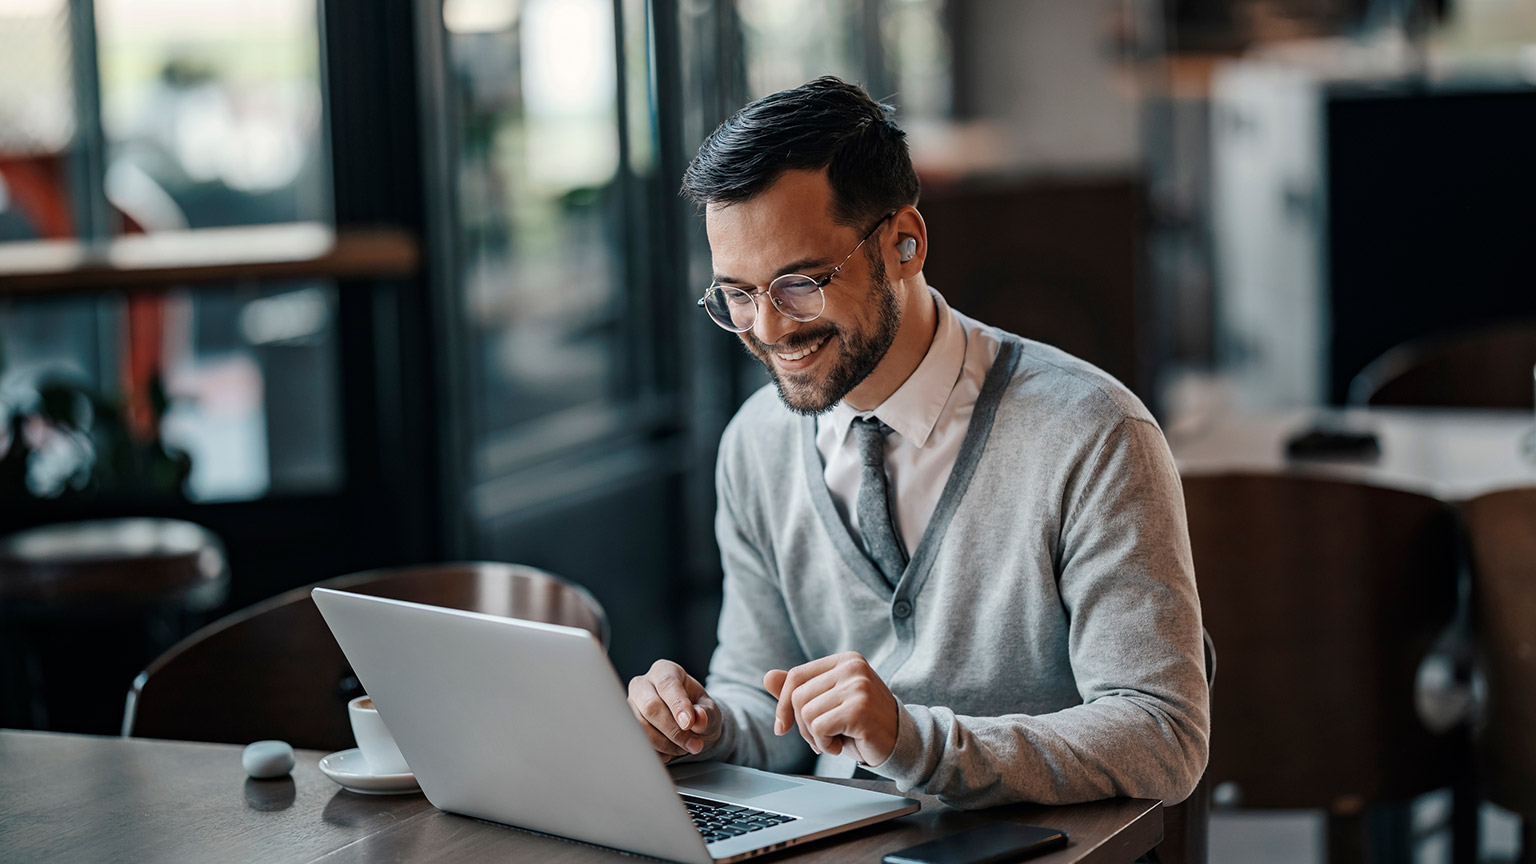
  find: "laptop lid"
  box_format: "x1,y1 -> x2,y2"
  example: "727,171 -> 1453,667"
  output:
313,588 -> 919,863
312,587 -> 715,864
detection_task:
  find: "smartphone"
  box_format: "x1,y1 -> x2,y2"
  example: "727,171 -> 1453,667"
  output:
882,822 -> 1068,864
1284,425 -> 1380,460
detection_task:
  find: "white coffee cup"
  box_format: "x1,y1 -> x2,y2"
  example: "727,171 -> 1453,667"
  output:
348,695 -> 410,775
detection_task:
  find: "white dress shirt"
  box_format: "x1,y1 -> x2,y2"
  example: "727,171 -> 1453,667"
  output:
817,289 -> 1002,558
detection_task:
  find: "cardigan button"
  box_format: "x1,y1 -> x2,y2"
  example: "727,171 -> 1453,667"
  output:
892,600 -> 912,620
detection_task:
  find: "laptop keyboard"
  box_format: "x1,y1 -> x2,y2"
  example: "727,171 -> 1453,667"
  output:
680,794 -> 798,844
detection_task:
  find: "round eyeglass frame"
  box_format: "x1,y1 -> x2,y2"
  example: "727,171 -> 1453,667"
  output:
697,211 -> 896,333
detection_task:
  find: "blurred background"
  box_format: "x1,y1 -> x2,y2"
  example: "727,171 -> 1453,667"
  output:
1,0 -> 1534,861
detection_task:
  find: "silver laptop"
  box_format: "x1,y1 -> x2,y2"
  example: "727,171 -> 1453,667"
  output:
312,588 -> 919,864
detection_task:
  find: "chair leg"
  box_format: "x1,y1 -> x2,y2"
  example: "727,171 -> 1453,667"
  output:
1327,811 -> 1366,864
1366,803 -> 1413,863
0,624 -> 32,729
1449,751 -> 1479,864
2,621 -> 51,729
24,645 -> 49,729
1150,782 -> 1209,864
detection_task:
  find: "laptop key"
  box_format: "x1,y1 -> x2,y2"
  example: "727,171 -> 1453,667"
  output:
680,793 -> 797,840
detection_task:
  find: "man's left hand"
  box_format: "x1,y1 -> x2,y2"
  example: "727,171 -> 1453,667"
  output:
763,651 -> 900,768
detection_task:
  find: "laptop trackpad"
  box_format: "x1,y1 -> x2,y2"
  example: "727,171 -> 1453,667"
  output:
676,768 -> 800,800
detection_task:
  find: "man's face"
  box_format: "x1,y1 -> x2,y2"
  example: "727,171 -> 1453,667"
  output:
705,171 -> 901,415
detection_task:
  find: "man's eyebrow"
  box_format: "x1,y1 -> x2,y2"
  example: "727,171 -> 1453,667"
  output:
713,257 -> 836,285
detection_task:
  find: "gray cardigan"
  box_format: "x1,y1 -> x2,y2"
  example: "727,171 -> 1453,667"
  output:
696,331 -> 1210,808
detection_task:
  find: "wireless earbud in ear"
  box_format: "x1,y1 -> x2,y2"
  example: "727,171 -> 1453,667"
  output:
898,237 -> 917,263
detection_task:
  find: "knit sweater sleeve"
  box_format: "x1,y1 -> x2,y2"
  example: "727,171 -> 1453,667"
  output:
682,419 -> 817,774
872,417 -> 1211,808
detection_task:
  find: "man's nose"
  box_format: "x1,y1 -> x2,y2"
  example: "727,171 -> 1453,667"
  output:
750,297 -> 795,347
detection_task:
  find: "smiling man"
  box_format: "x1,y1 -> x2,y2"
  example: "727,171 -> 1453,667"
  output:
626,77 -> 1210,808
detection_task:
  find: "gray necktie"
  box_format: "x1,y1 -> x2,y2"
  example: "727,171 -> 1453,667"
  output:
851,417 -> 908,586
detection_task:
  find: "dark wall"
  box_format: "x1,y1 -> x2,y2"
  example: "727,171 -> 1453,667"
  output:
919,176 -> 1146,398
1326,86 -> 1536,402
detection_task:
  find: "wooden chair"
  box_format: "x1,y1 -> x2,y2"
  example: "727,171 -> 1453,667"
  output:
1347,322 -> 1536,409
1461,487 -> 1536,861
1149,629 -> 1217,864
0,519 -> 229,731
0,518 -> 229,613
122,562 -> 608,752
1182,473 -> 1461,862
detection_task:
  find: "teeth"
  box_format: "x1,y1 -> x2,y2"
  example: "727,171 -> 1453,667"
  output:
776,337 -> 826,362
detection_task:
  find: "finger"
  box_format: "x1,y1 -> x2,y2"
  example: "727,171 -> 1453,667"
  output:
773,656 -> 841,738
805,698 -> 864,758
629,700 -> 688,759
652,666 -> 702,734
773,657 -> 840,736
629,675 -> 690,747
678,690 -> 715,739
763,669 -> 788,700
628,683 -> 688,753
787,672 -> 840,750
798,685 -> 861,754
683,675 -> 714,734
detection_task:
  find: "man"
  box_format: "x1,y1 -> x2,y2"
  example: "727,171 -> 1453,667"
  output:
627,77 -> 1209,808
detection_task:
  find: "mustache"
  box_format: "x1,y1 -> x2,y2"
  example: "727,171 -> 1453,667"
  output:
749,325 -> 838,354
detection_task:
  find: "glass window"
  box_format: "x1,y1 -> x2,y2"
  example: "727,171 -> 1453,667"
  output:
737,0 -> 951,120
0,1 -> 340,505
444,0 -> 629,441
94,0 -> 327,232
738,0 -> 865,98
622,0 -> 657,179
886,0 -> 951,121
0,0 -> 78,242
0,282 -> 342,503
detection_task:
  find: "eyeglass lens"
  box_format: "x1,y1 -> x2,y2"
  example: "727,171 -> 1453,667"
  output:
703,274 -> 825,332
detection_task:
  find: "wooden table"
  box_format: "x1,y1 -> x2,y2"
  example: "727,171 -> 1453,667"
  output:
1169,407 -> 1536,501
0,731 -> 1161,864
0,223 -> 419,296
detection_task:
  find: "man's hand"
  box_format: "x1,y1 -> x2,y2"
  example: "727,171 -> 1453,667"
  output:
628,659 -> 722,763
763,651 -> 900,768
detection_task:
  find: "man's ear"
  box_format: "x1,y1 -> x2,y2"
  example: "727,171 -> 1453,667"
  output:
892,206 -> 927,278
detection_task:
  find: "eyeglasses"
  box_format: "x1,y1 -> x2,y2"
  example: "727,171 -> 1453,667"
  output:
697,212 -> 895,333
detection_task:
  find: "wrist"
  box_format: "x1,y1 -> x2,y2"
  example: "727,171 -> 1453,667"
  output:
866,704 -> 920,776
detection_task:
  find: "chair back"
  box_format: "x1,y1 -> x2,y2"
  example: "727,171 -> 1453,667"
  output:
0,518 -> 228,612
1182,473 -> 1459,811
1347,321 -> 1536,409
1461,486 -> 1536,817
0,519 -> 229,733
1152,629 -> 1217,864
123,562 -> 608,751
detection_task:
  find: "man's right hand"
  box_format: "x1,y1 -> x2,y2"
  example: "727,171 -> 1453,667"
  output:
627,659 -> 722,763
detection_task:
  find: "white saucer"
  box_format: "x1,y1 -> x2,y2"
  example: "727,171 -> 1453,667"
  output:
317,748 -> 421,795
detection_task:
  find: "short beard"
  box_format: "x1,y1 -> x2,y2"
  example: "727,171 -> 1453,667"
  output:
745,250 -> 901,416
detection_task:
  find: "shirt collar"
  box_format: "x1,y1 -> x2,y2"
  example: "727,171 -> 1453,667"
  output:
824,288 -> 966,449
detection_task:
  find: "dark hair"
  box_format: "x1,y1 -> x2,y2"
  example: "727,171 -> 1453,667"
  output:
680,77 -> 920,230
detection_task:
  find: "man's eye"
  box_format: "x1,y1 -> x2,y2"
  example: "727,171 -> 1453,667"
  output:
726,291 -> 753,305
